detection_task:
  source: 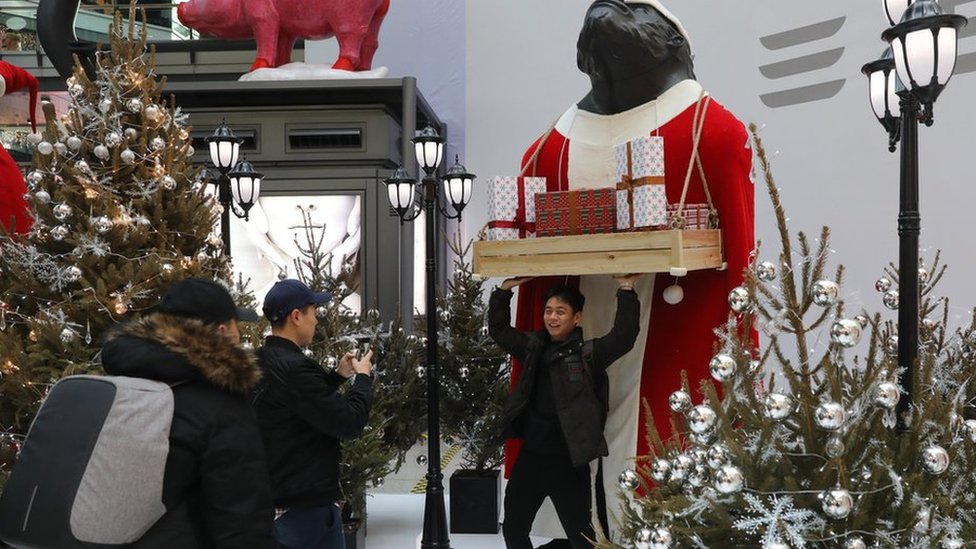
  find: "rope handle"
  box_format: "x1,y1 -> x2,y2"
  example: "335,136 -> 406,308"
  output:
671,90 -> 720,230
519,118 -> 559,178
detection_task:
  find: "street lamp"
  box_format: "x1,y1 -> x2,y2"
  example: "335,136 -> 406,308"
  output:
205,121 -> 263,255
863,0 -> 966,427
384,124 -> 474,549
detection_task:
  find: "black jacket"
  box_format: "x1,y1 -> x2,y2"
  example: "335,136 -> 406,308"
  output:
252,336 -> 373,508
100,313 -> 275,549
489,288 -> 640,467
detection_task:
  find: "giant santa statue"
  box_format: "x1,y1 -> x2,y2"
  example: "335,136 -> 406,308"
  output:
508,0 -> 755,541
0,61 -> 38,235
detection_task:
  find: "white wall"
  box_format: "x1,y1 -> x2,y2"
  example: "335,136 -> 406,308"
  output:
466,0 -> 976,327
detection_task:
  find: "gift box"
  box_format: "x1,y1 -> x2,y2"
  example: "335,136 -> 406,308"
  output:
486,176 -> 547,240
667,203 -> 713,230
534,188 -> 617,237
615,136 -> 667,230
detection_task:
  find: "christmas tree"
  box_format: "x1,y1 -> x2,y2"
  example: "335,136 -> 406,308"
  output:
0,8 -> 228,478
285,206 -> 427,520
600,125 -> 976,548
437,233 -> 510,472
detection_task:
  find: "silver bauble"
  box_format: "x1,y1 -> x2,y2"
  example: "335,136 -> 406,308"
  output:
50,225 -> 68,241
64,266 -> 82,282
151,137 -> 166,151
66,136 -> 82,151
98,98 -> 112,113
144,105 -> 161,122
124,127 -> 139,139
727,286 -> 751,313
105,132 -> 122,147
35,190 -> 51,204
36,141 -> 53,155
618,469 -> 641,491
918,267 -> 930,284
922,317 -> 935,330
855,314 -> 870,328
126,98 -> 143,113
415,366 -> 426,378
820,488 -> 853,519
688,405 -> 718,434
882,289 -> 899,310
668,390 -> 692,413
714,465 -> 744,494
93,144 -> 110,160
748,359 -> 762,375
830,318 -> 861,348
874,382 -> 900,410
662,284 -> 684,305
919,445 -> 949,475
416,454 -> 428,466
885,335 -> 898,355
53,204 -> 72,221
302,348 -> 314,358
844,536 -> 867,549
825,435 -> 845,459
963,419 -> 976,443
706,444 -> 732,469
160,176 -> 176,190
120,149 -> 136,164
669,454 -> 693,482
27,132 -> 42,145
60,328 -> 76,343
764,393 -> 794,421
69,83 -> 84,97
186,145 -> 195,157
459,366 -> 470,379
27,170 -> 44,184
757,261 -> 777,282
811,280 -> 840,306
54,142 -> 67,155
160,263 -> 174,277
943,538 -> 964,549
814,401 -> 846,430
373,477 -> 385,488
75,160 -> 89,172
687,463 -> 709,488
633,528 -> 653,549
875,276 -> 892,292
648,526 -> 673,549
649,459 -> 670,482
93,216 -> 113,234
709,354 -> 736,382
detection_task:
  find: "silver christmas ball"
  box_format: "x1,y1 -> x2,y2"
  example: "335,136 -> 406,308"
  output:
105,132 -> 122,147
874,382 -> 900,410
66,136 -> 82,151
688,405 -> 718,434
75,160 -> 89,172
919,445 -> 950,475
618,469 -> 641,491
127,98 -> 143,113
416,454 -> 428,466
160,176 -> 176,190
459,366 -> 470,379
37,141 -> 53,155
820,488 -> 854,519
668,390 -> 692,413
93,144 -> 110,160
669,454 -> 693,482
50,225 -> 69,241
943,538 -> 964,549
439,309 -> 451,322
303,348 -> 314,358
53,204 -> 73,221
124,127 -> 139,140
54,142 -> 67,155
480,325 -> 490,337
161,263 -> 174,277
918,267 -> 930,284
186,145 -> 195,157
844,537 -> 867,549
27,132 -> 42,144
854,314 -> 869,328
748,359 -> 762,375
99,98 -> 112,113
315,305 -> 328,318
814,401 -> 846,431
415,366 -> 426,378
35,190 -> 51,204
709,354 -> 736,382
714,465 -> 744,494
373,477 -> 385,488
830,318 -> 861,348
885,335 -> 898,355
706,444 -> 732,469
648,526 -> 673,549
764,393 -> 794,421
366,308 -> 380,320
60,328 -> 76,343
69,83 -> 85,97
93,216 -> 113,234
144,105 -> 161,122
151,137 -> 166,151
811,280 -> 840,306
64,266 -> 82,282
662,284 -> 683,305
406,334 -> 418,345
687,463 -> 709,488
27,170 -> 44,184
876,276 -> 892,292
633,527 -> 653,549
120,149 -> 136,164
883,289 -> 899,310
921,317 -> 935,330
825,435 -> 845,459
727,286 -> 751,313
757,261 -> 777,282
650,459 -> 670,482
962,419 -> 976,443
241,341 -> 253,350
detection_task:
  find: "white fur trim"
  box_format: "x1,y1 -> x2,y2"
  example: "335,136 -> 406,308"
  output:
624,0 -> 692,51
0,76 -> 6,98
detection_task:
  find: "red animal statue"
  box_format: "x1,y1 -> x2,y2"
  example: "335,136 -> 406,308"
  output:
177,0 -> 390,72
0,61 -> 37,235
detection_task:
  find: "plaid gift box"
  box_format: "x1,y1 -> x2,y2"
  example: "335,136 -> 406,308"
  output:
534,188 -> 617,237
615,136 -> 666,230
486,176 -> 547,240
667,203 -> 713,230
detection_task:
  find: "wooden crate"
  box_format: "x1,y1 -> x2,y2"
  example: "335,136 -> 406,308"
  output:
472,230 -> 724,277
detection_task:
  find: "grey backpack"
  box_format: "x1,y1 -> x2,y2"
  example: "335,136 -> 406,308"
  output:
0,375 -> 176,548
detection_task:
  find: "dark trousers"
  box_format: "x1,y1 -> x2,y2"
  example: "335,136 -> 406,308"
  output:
274,504 -> 344,549
502,449 -> 593,549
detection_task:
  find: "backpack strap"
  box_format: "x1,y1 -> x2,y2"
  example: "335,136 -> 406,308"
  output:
580,340 -> 609,413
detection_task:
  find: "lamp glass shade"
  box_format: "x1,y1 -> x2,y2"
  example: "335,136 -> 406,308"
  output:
884,0 -> 912,26
231,175 -> 260,206
415,141 -> 444,172
209,140 -> 240,171
388,181 -> 415,211
442,176 -> 472,210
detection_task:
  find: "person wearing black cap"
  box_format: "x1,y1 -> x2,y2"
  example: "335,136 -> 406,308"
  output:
99,277 -> 275,548
252,278 -> 374,549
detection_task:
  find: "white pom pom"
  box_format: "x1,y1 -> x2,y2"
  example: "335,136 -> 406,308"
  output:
27,133 -> 43,145
663,284 -> 684,305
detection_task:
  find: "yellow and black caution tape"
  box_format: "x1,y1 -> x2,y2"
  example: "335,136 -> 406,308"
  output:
410,444 -> 461,494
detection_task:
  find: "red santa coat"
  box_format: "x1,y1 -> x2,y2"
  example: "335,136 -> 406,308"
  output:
0,145 -> 30,234
508,79 -> 754,535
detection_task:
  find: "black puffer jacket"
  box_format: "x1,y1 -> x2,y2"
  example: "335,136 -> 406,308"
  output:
252,336 -> 373,508
99,313 -> 275,549
489,288 -> 640,467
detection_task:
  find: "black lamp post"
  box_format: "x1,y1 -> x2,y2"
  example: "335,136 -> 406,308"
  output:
384,125 -> 474,549
205,121 -> 263,256
863,0 -> 966,426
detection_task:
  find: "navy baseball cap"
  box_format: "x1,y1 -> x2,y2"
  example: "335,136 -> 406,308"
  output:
157,278 -> 259,324
263,279 -> 333,323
